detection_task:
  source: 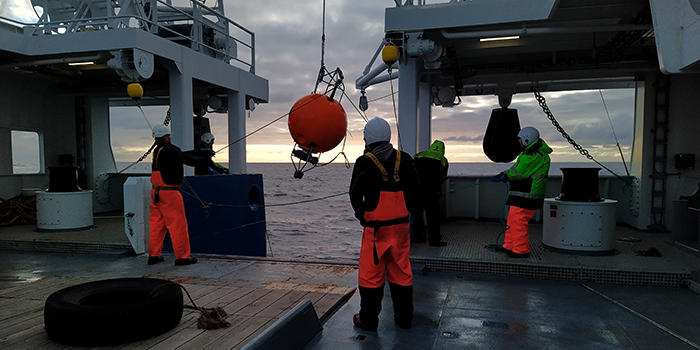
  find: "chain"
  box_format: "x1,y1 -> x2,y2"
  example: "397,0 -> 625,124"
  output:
96,108 -> 171,206
533,90 -> 627,182
533,89 -> 639,217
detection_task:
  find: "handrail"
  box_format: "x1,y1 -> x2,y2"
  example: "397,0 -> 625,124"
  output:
2,0 -> 255,72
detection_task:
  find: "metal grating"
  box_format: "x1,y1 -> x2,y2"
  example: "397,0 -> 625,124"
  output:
410,220 -> 698,287
411,257 -> 687,287
0,240 -> 132,254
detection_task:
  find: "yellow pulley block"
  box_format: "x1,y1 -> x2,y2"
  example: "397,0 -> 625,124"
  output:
382,43 -> 399,66
127,83 -> 143,99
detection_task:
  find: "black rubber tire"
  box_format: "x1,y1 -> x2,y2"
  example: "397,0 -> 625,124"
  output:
44,278 -> 183,346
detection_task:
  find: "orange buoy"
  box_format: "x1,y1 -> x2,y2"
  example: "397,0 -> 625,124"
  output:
288,93 -> 347,153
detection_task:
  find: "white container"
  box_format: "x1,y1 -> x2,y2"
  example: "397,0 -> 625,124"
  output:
123,177 -> 151,255
542,198 -> 617,254
36,190 -> 93,230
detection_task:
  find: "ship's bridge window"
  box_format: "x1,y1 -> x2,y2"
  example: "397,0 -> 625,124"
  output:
12,130 -> 41,174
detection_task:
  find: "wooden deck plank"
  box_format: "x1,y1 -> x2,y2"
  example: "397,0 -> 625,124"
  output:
112,309 -> 204,350
190,285 -> 239,308
312,289 -> 355,320
0,277 -> 90,301
199,316 -> 273,350
74,284 -> 216,350
303,291 -> 332,305
8,330 -> 56,350
142,311 -> 207,350
0,299 -> 43,323
235,289 -> 290,317
0,310 -> 44,340
162,290 -> 292,350
220,288 -> 273,315
148,314 -> 246,350
0,265 -> 356,350
151,313 -> 251,350
233,318 -> 279,350
0,321 -> 46,349
0,277 -> 64,297
115,287 -> 244,350
115,286 -> 257,350
254,290 -> 309,318
23,277 -> 97,301
175,283 -> 209,302
26,339 -> 75,350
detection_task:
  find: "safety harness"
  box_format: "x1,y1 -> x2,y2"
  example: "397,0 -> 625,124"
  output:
364,151 -> 401,182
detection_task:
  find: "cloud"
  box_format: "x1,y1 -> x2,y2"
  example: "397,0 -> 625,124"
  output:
4,1 -> 637,164
442,134 -> 485,143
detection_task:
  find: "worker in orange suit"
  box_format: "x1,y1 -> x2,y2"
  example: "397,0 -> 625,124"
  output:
349,117 -> 420,331
492,126 -> 552,258
148,124 -> 209,266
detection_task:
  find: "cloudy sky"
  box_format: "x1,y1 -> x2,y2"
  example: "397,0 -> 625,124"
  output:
4,0 -> 635,165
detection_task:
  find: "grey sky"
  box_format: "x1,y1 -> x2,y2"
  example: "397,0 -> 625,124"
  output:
4,0 -> 635,165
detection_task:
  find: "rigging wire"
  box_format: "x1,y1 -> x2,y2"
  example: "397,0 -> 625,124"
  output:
216,93 -> 328,154
313,0 -> 327,95
368,90 -> 399,103
323,66 -> 369,122
599,89 -> 630,176
136,101 -> 153,130
389,68 -> 402,151
534,89 -> 640,218
534,89 -> 631,185
96,108 -> 172,205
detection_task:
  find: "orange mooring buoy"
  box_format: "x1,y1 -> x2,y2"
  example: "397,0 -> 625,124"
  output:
288,93 -> 347,153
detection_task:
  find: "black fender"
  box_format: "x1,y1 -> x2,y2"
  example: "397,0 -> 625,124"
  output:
44,278 -> 183,346
483,108 -> 522,163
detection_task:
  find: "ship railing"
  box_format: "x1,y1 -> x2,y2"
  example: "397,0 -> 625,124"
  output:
392,0 -> 448,6
444,174 -> 638,226
1,0 -> 255,73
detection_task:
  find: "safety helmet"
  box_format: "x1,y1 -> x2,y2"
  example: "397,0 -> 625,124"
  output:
201,132 -> 215,145
152,124 -> 171,138
517,126 -> 540,147
364,117 -> 391,146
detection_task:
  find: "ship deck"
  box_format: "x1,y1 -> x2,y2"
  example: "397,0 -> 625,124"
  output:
2,217 -> 700,349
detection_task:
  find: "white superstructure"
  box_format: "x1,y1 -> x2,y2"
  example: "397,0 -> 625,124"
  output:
358,0 -> 700,232
0,0 -> 269,213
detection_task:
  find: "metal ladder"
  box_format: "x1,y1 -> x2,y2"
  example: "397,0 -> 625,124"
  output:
649,74 -> 670,231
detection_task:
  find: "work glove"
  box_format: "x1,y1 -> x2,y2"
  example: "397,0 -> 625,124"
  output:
200,149 -> 215,157
491,173 -> 506,183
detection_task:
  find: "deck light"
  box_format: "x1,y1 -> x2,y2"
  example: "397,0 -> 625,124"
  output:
479,36 -> 520,42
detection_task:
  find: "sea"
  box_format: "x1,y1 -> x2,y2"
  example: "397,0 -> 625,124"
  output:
119,161 -> 629,262
18,161 -> 629,262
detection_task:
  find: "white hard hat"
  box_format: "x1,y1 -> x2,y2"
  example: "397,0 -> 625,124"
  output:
201,132 -> 215,145
518,126 -> 540,147
363,117 -> 391,146
152,124 -> 171,138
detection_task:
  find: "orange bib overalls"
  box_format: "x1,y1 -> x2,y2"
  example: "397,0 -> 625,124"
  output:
149,148 -> 191,259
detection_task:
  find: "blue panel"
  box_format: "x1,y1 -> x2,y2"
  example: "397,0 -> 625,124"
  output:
163,174 -> 266,256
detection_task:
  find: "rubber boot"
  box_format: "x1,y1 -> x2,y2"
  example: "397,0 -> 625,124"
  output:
410,208 -> 426,243
356,285 -> 384,331
389,283 -> 413,329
